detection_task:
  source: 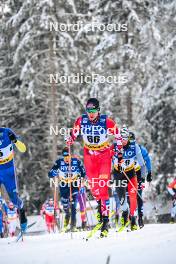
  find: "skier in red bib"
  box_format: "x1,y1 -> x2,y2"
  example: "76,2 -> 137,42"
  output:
66,98 -> 122,237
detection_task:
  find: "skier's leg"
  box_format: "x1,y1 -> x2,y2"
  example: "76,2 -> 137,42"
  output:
127,175 -> 138,230
8,221 -> 15,237
0,223 -> 4,238
60,185 -> 70,228
83,148 -> 100,200
137,188 -> 144,228
51,215 -> 55,232
113,191 -> 121,223
45,215 -> 50,233
98,148 -> 111,216
136,170 -> 144,227
70,186 -> 78,230
84,148 -> 102,223
2,167 -> 27,230
116,185 -> 129,226
98,149 -> 112,237
170,200 -> 176,223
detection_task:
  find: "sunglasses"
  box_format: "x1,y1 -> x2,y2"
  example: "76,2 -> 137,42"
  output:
86,108 -> 98,113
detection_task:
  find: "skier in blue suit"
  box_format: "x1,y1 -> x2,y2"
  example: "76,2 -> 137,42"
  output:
0,127 -> 27,231
129,131 -> 152,228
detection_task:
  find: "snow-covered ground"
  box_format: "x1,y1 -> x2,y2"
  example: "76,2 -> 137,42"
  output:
0,224 -> 176,264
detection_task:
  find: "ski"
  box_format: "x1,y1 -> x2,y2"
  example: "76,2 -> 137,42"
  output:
8,221 -> 37,244
84,222 -> 103,241
84,211 -> 115,241
117,220 -> 130,233
16,221 -> 37,242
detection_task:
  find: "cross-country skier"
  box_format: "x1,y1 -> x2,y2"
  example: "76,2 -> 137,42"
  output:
0,127 -> 27,232
5,201 -> 18,237
167,178 -> 176,223
48,147 -> 86,231
41,197 -> 59,233
113,125 -> 146,231
66,98 -> 122,237
129,131 -> 152,228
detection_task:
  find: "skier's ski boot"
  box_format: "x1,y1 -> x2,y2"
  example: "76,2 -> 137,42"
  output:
96,200 -> 102,223
131,216 -> 138,231
118,210 -> 130,232
100,216 -> 109,238
115,214 -> 119,227
0,232 -> 4,238
70,218 -> 78,232
19,208 -> 27,232
170,217 -> 175,224
121,210 -> 129,226
81,221 -> 87,231
63,211 -> 70,231
138,214 -> 144,228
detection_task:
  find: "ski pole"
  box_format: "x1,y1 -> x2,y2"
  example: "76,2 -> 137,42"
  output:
122,169 -> 143,201
68,144 -> 73,239
54,176 -> 60,232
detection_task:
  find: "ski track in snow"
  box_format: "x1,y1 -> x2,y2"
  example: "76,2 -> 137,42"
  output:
0,224 -> 176,264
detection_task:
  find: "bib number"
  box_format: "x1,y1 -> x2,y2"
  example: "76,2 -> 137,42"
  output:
87,136 -> 100,144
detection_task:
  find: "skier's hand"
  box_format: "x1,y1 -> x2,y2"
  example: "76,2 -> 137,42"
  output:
146,172 -> 152,182
48,169 -> 58,178
79,187 -> 85,194
15,140 -> 27,153
142,177 -> 145,183
172,194 -> 176,200
8,132 -> 17,143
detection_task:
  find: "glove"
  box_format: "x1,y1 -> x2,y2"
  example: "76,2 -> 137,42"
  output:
65,135 -> 74,146
138,181 -> 142,190
48,170 -> 58,178
15,140 -> 27,153
80,187 -> 85,194
8,132 -> 17,143
142,177 -> 145,183
146,172 -> 152,182
172,194 -> 176,200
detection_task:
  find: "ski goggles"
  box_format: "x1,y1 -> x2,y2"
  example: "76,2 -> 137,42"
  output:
122,136 -> 129,141
86,108 -> 98,113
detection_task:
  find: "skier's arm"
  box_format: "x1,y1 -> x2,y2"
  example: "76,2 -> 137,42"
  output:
66,117 -> 82,145
40,204 -> 46,216
140,145 -> 152,181
167,180 -> 176,196
48,159 -> 61,178
106,118 -> 123,152
135,144 -> 146,178
77,159 -> 86,179
3,203 -> 8,215
8,129 -> 26,153
140,146 -> 152,173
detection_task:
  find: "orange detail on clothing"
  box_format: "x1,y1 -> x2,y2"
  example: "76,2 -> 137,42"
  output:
168,180 -> 176,190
